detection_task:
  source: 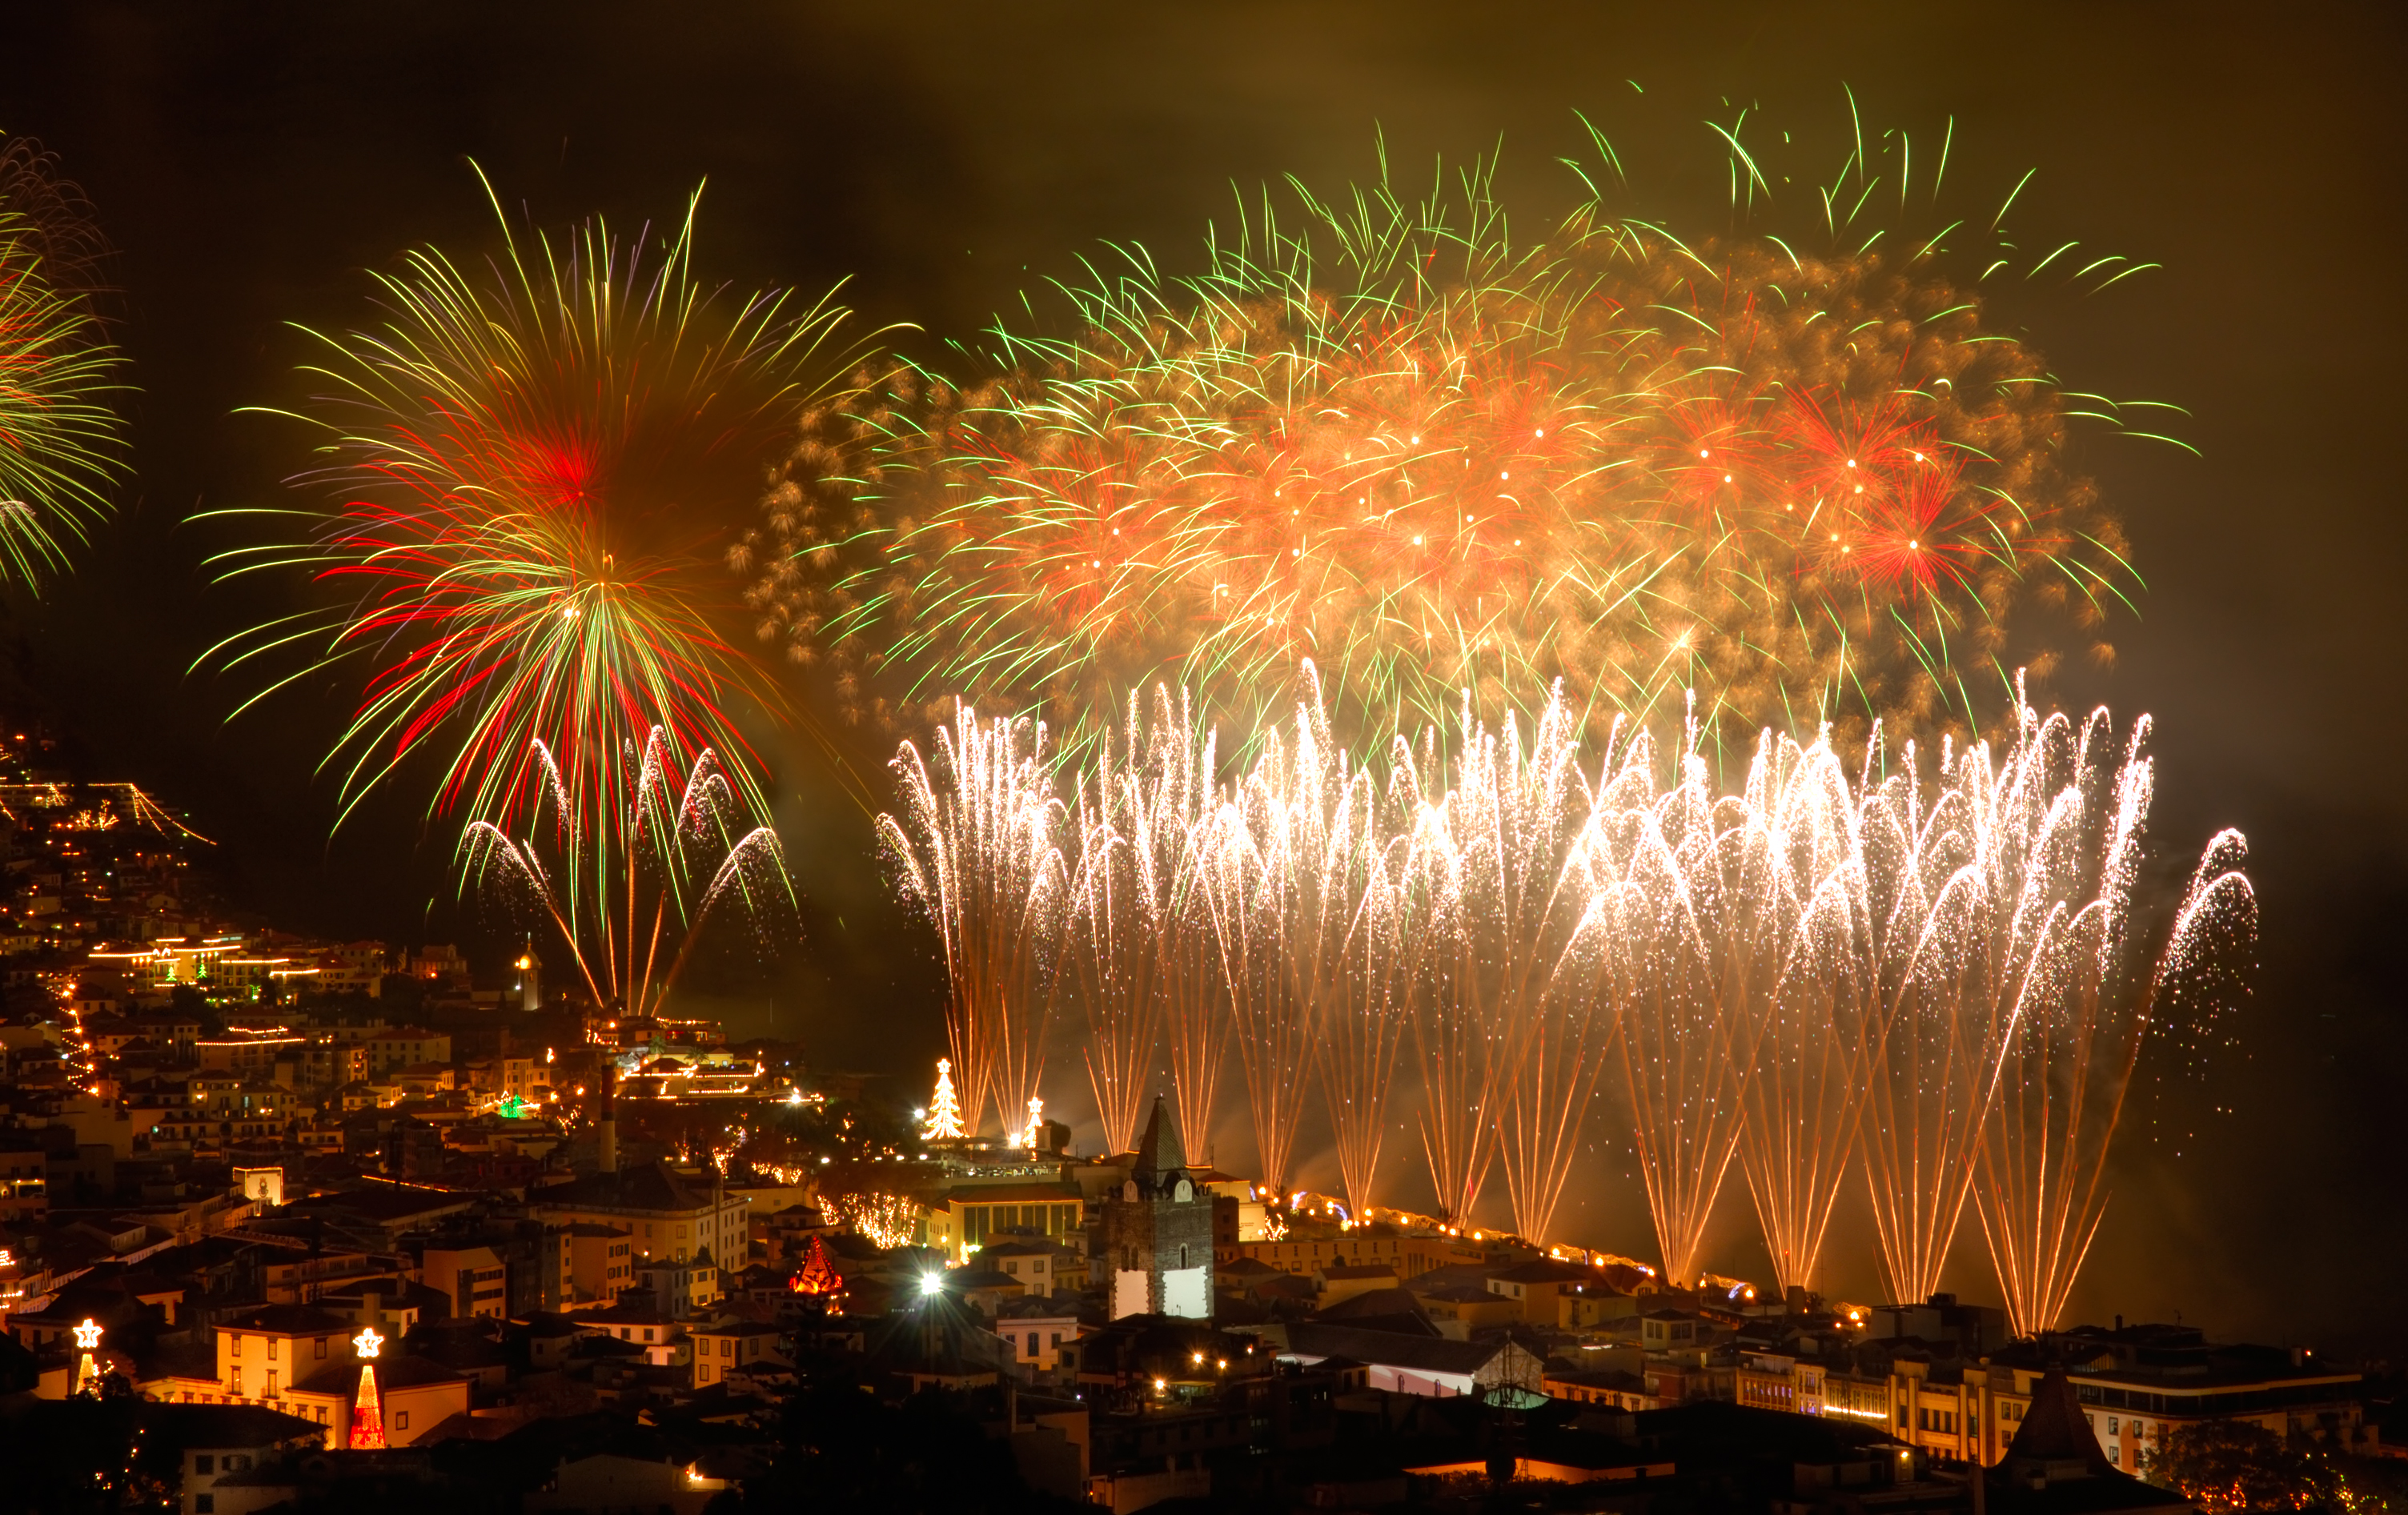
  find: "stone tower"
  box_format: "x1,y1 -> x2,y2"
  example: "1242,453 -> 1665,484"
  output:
1100,1096 -> 1214,1319
512,943 -> 542,1013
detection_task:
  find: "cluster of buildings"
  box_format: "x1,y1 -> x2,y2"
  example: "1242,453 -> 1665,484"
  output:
785,1093 -> 2369,1502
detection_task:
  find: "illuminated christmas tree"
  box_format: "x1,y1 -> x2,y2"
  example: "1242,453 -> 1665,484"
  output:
1021,1095 -> 1045,1152
348,1325 -> 386,1448
921,1059 -> 964,1141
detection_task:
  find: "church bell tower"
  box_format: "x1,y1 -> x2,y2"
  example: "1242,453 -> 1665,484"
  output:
1100,1096 -> 1214,1319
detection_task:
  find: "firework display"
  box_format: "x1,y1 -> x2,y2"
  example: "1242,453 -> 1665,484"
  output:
202,175 -> 864,832
460,727 -> 792,1016
1456,698 -> 1617,1246
1257,676 -> 1406,1218
1971,738 -> 2255,1336
1063,687 -> 1222,1156
744,115 -> 2167,764
1728,734 -> 1891,1295
0,134 -> 123,591
159,103 -> 2254,1336
1199,737 -> 1321,1199
881,705 -> 1069,1140
880,665 -> 2250,1317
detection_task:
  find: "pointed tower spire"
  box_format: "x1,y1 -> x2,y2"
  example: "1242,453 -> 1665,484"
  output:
1133,1095 -> 1183,1177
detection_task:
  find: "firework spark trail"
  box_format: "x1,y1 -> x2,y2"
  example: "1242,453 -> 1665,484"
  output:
459,727 -> 792,1016
1849,693 -> 2257,1313
202,170 -> 874,843
1587,716 -> 1760,1288
1428,691 -> 1611,1240
1064,772 -> 1157,1159
1729,730 -> 1896,1293
880,666 -> 2245,1305
1972,743 -> 2257,1337
1065,687 -> 1218,1156
881,703 -> 1068,1137
1198,720 -> 1317,1197
1134,694 -> 1236,1165
1856,723 -> 2033,1307
0,134 -> 124,591
1158,844 -> 1230,1168
748,110 -> 2167,766
1252,692 -> 1367,1200
1278,691 -> 1399,1219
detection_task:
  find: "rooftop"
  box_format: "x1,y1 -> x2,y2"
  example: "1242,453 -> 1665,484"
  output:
218,1303 -> 355,1337
528,1160 -> 723,1215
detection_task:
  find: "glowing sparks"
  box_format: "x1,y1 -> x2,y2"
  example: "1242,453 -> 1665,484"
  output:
459,728 -> 791,1016
200,173 -> 873,834
747,111 -> 2162,763
1062,687 -> 1220,1156
0,137 -> 123,592
1971,748 -> 2257,1335
881,707 -> 1069,1138
882,669 -> 2249,1303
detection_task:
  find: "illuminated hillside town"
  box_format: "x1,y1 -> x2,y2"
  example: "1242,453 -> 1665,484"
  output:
0,732 -> 2390,1511
0,9 -> 2402,1513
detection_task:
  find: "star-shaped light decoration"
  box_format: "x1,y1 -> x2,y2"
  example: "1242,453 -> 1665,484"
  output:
72,1318 -> 101,1350
352,1325 -> 383,1360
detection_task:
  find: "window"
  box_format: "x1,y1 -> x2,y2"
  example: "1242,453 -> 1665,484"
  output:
1050,1333 -> 1062,1349
227,1456 -> 251,1473
231,1336 -> 243,1357
265,1371 -> 276,1397
196,1499 -> 214,1514
2109,1417 -> 2120,1437
720,1339 -> 731,1357
395,1411 -> 408,1431
315,1337 -> 327,1359
267,1337 -> 278,1361
231,1368 -> 243,1393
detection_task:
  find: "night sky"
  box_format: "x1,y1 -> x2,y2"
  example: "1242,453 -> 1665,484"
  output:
1,3 -> 2399,1353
